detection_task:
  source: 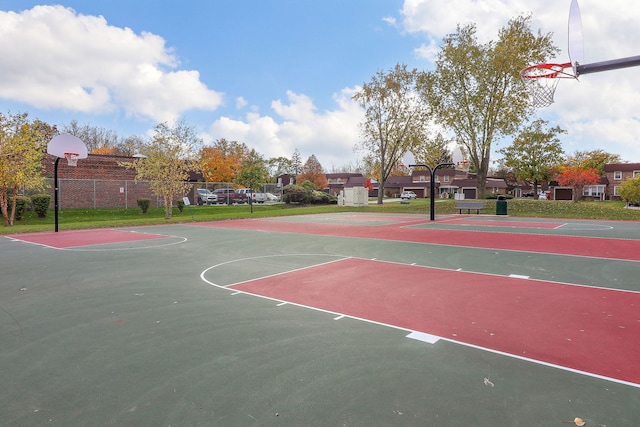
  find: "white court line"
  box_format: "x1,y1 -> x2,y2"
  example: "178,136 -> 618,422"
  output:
509,274 -> 530,279
406,331 -> 440,344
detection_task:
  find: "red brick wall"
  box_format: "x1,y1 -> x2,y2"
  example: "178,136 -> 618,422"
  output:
43,153 -> 139,180
43,154 -> 171,209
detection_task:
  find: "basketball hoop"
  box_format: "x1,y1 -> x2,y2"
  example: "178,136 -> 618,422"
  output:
455,160 -> 470,173
520,62 -> 576,108
64,152 -> 79,167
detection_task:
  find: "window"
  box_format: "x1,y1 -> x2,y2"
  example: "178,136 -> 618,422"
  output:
634,171 -> 640,178
614,186 -> 621,196
443,175 -> 450,182
614,171 -> 622,180
583,185 -> 605,197
419,175 -> 425,182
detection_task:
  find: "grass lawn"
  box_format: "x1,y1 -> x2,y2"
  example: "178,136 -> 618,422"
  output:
2,198 -> 639,234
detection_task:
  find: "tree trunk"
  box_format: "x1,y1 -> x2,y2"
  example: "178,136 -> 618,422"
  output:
164,195 -> 172,219
9,185 -> 18,226
0,189 -> 9,226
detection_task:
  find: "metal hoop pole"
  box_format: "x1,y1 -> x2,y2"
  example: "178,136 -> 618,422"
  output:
54,157 -> 60,232
576,55 -> 640,76
409,162 -> 454,221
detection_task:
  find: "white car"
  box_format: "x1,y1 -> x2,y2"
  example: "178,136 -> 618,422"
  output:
401,191 -> 417,199
265,193 -> 280,202
196,188 -> 218,205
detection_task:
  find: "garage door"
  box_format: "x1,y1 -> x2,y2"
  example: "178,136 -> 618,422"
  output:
463,188 -> 477,199
555,188 -> 572,200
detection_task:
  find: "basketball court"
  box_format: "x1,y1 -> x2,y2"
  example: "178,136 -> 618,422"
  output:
2,212 -> 639,426
2,1 -> 639,425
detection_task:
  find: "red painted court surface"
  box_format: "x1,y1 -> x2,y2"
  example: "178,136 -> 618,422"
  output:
7,229 -> 168,249
230,258 -> 640,386
203,217 -> 640,261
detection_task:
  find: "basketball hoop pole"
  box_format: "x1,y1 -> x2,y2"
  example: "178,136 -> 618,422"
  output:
409,162 -> 454,221
576,55 -> 640,76
54,157 -> 61,232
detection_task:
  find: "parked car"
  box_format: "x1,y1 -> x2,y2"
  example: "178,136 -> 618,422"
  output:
237,188 -> 268,203
522,191 -> 535,197
401,191 -> 417,199
265,192 -> 280,202
213,188 -> 249,204
196,188 -> 218,205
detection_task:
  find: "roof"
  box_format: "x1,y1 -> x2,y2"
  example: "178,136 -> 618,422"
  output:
325,173 -> 363,179
603,163 -> 640,172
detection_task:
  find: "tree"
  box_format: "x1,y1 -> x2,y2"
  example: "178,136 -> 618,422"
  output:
0,112 -> 55,226
199,138 -> 250,183
92,146 -> 117,155
410,132 -> 452,169
566,149 -> 622,176
555,166 -> 600,202
297,154 -> 328,190
618,175 -> 640,206
266,156 -> 292,180
418,15 -> 558,197
498,119 -> 565,198
236,149 -> 269,191
120,121 -> 201,219
63,120 -> 121,154
353,63 -> 430,204
290,148 -> 303,177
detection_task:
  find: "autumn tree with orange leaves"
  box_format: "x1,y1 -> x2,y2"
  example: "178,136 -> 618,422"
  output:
296,154 -> 327,190
199,139 -> 250,183
555,166 -> 600,202
92,146 -> 117,155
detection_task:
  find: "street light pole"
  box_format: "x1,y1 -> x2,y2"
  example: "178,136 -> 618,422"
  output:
409,163 -> 454,221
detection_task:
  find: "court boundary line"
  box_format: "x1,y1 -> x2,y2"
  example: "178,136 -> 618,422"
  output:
4,229 -> 187,251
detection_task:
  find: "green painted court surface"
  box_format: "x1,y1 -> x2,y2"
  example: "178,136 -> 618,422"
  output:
1,213 -> 639,426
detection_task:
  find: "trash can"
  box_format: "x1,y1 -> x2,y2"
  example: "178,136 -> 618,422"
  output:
496,195 -> 507,215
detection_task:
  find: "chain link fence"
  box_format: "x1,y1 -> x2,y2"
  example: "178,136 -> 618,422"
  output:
22,179 -> 284,209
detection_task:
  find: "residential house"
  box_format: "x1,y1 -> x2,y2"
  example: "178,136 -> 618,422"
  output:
326,173 -> 365,196
603,163 -> 640,200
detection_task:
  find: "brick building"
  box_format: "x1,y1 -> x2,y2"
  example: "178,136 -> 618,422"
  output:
603,163 -> 640,200
42,153 -> 200,209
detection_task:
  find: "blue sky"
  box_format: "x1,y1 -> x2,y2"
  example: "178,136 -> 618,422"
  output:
1,1 -> 639,169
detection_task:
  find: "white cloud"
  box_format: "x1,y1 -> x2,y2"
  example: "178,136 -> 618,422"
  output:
0,5 -> 222,123
235,97 -> 248,109
382,16 -> 397,27
205,89 -> 364,169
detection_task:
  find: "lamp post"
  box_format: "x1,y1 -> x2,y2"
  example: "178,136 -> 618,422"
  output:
409,162 -> 454,221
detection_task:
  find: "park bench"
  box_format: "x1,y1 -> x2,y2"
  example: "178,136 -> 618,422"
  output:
455,201 -> 484,214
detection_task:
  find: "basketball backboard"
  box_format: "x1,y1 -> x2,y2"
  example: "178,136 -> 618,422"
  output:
47,134 -> 88,159
568,0 -> 584,75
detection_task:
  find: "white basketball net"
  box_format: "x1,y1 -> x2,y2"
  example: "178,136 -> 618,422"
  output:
520,63 -> 575,108
64,152 -> 79,167
455,160 -> 470,173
